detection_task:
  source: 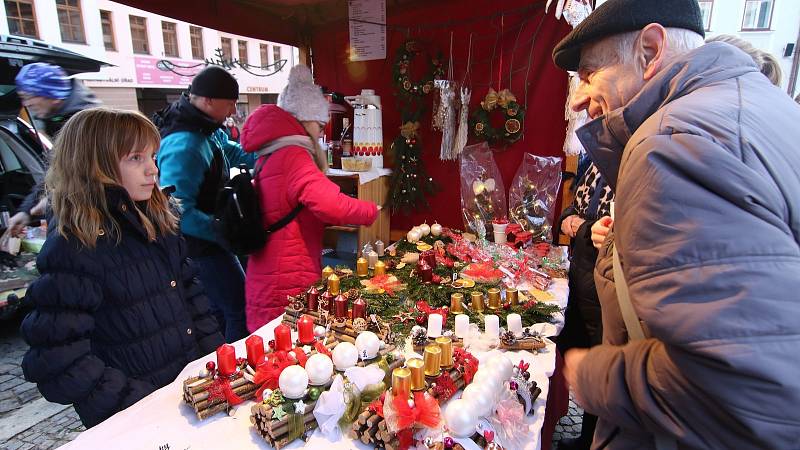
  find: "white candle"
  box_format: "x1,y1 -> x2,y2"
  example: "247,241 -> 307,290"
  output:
507,313 -> 523,336
427,313 -> 443,338
454,314 -> 469,339
494,231 -> 507,244
367,250 -> 378,269
375,240 -> 385,257
484,315 -> 500,339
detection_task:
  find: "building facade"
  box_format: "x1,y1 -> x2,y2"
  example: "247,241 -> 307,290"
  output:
1,0 -> 298,118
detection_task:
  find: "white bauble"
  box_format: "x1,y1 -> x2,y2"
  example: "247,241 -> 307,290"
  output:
305,354 -> 334,386
278,365 -> 309,399
355,331 -> 380,360
486,353 -> 514,382
331,342 -> 359,370
419,223 -> 431,236
472,369 -> 503,397
445,399 -> 480,437
430,223 -> 443,237
460,383 -> 496,418
314,325 -> 327,338
407,229 -> 421,244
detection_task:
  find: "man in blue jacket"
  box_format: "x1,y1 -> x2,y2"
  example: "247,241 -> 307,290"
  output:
153,66 -> 255,342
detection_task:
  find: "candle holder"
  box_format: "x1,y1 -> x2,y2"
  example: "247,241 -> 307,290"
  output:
407,358 -> 426,391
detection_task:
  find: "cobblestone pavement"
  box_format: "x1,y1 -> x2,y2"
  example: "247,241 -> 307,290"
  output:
0,313 -> 84,450
552,396 -> 584,448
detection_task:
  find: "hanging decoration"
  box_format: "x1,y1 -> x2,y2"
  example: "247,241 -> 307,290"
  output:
392,40 -> 445,101
470,88 -> 526,147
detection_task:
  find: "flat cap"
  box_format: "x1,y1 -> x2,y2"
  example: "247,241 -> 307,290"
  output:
552,0 -> 704,72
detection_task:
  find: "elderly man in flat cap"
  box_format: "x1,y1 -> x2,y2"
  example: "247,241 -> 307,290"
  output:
552,0 -> 800,449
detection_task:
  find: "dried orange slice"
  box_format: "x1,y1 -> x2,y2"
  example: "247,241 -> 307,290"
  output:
416,243 -> 433,252
505,118 -> 521,134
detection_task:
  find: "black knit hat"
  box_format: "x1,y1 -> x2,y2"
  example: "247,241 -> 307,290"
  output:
189,66 -> 239,99
552,0 -> 704,72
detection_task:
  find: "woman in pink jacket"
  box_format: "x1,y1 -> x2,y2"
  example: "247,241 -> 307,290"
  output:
240,65 -> 378,331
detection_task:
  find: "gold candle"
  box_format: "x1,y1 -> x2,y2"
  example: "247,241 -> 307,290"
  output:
435,336 -> 453,368
322,266 -> 334,281
487,288 -> 501,310
450,292 -> 464,314
470,291 -> 485,312
423,344 -> 442,377
356,258 -> 368,277
391,367 -> 411,398
506,288 -> 519,306
327,273 -> 340,296
407,358 -> 426,391
374,260 -> 386,276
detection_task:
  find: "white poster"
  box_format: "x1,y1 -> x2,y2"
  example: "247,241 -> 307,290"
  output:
348,0 -> 387,61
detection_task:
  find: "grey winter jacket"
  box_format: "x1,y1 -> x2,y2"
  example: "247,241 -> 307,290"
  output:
576,42 -> 800,449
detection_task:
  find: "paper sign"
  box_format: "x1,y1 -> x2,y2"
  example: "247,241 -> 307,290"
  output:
348,0 -> 386,61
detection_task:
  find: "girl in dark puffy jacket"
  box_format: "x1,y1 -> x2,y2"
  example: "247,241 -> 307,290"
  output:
20,108 -> 224,427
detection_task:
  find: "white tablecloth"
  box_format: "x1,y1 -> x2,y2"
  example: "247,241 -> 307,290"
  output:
60,279 -> 568,450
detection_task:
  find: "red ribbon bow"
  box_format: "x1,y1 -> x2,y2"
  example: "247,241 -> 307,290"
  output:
454,347 -> 479,384
207,374 -> 244,406
416,300 -> 449,324
391,391 -> 442,431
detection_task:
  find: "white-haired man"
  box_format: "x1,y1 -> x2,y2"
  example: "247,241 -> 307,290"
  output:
552,0 -> 800,448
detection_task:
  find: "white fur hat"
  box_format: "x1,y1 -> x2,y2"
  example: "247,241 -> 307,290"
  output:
278,65 -> 329,124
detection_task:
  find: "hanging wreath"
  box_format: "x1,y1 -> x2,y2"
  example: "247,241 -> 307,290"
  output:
392,40 -> 445,98
470,88 -> 526,146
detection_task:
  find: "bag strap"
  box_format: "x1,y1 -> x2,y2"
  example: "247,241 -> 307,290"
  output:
251,142 -> 306,235
611,242 -> 678,450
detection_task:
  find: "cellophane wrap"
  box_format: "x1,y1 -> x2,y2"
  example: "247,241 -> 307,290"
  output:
509,153 -> 563,242
460,143 -> 507,238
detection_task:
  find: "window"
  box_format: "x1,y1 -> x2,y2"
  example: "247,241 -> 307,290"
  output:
260,44 -> 269,68
698,1 -> 713,31
742,0 -> 774,31
238,40 -> 248,65
161,21 -> 178,57
5,0 -> 38,38
190,26 -> 204,60
273,46 -> 283,70
100,10 -> 115,50
129,15 -> 149,54
56,0 -> 85,43
221,37 -> 232,61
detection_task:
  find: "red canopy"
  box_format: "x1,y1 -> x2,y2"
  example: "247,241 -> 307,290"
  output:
115,0 -> 572,231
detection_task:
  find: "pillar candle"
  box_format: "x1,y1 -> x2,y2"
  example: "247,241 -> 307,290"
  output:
244,336 -> 264,368
454,314 -> 469,339
327,273 -> 341,296
421,250 -> 436,269
506,287 -> 519,306
484,315 -> 500,339
297,315 -> 315,344
216,344 -> 237,376
367,250 -> 379,269
418,260 -> 433,283
487,288 -> 501,310
321,290 -> 334,313
356,257 -> 369,276
375,240 -> 385,257
274,323 -> 292,352
407,358 -> 426,391
423,344 -> 442,377
334,294 -> 349,319
392,367 -> 411,398
507,313 -> 523,336
322,265 -> 334,281
436,336 -> 453,368
352,297 -> 367,320
307,286 -> 319,311
427,313 -> 443,338
470,291 -> 485,312
374,260 -> 386,276
450,292 -> 464,313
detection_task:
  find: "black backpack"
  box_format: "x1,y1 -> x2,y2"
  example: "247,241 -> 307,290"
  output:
214,158 -> 303,255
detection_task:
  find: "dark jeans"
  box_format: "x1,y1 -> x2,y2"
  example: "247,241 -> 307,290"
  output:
192,249 -> 249,342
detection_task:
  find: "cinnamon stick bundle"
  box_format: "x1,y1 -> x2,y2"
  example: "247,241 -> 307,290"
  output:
182,374 -> 260,420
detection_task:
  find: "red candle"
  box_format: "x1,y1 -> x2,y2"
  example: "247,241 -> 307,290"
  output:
321,291 -> 334,313
297,315 -> 315,345
334,294 -> 349,319
245,335 -> 265,368
307,287 -> 319,311
418,260 -> 433,283
422,250 -> 437,269
216,344 -> 237,376
274,323 -> 292,352
352,297 -> 367,320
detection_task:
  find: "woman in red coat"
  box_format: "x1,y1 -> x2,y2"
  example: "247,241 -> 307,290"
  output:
241,65 -> 378,331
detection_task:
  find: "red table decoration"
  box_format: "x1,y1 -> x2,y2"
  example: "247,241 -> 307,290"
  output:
245,335 -> 265,368
297,315 -> 315,344
216,344 -> 237,377
274,323 -> 292,352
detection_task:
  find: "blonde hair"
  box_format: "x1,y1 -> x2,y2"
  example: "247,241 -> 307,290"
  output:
706,35 -> 782,86
46,108 -> 178,248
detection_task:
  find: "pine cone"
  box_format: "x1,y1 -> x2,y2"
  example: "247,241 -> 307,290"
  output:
412,328 -> 428,347
500,330 -> 517,347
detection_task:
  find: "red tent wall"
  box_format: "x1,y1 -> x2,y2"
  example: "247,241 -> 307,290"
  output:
310,0 -> 573,232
